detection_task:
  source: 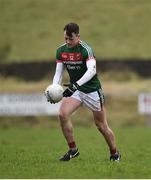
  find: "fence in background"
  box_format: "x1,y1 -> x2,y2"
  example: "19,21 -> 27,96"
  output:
138,93 -> 151,126
138,93 -> 151,115
0,93 -> 61,116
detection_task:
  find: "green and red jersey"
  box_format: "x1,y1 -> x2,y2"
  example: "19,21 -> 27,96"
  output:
56,40 -> 101,93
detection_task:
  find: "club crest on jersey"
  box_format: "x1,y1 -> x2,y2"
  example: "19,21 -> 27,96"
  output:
61,52 -> 83,61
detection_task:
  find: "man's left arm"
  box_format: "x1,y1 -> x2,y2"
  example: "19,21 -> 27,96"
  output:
77,58 -> 96,86
63,59 -> 96,97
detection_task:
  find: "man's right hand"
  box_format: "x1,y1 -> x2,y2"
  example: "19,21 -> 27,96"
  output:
44,91 -> 55,104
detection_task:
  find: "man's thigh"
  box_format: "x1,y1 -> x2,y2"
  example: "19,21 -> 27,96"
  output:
59,96 -> 82,116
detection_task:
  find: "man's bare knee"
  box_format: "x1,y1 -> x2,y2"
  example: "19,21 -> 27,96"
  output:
58,110 -> 69,121
95,121 -> 108,133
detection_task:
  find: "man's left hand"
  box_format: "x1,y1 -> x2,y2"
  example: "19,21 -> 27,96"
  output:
63,83 -> 79,97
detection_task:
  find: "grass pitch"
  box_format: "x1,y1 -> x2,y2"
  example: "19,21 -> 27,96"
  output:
0,126 -> 151,178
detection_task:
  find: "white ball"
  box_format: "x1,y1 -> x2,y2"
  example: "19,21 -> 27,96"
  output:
45,84 -> 64,103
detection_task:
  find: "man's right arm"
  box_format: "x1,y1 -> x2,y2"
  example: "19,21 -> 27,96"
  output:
45,62 -> 64,104
52,62 -> 64,84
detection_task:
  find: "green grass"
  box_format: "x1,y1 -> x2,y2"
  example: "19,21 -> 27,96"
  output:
0,126 -> 151,178
0,0 -> 151,63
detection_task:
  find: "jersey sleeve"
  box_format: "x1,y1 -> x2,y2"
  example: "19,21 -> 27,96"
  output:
82,46 -> 95,60
56,47 -> 62,62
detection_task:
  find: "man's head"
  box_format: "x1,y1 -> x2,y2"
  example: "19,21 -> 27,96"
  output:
64,23 -> 80,48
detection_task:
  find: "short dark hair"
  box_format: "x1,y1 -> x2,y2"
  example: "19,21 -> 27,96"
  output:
64,22 -> 79,37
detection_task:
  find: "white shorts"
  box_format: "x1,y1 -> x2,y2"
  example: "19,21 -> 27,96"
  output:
71,89 -> 105,111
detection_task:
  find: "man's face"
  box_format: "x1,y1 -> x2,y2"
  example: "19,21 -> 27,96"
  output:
64,31 -> 80,48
